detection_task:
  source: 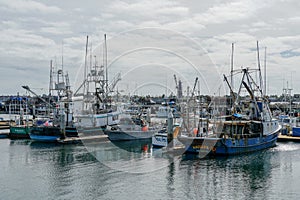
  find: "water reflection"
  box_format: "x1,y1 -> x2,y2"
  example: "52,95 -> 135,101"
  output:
8,140 -> 103,199
80,138 -> 184,174
110,139 -> 152,154
166,158 -> 175,199
3,139 -> 300,200
178,150 -> 274,199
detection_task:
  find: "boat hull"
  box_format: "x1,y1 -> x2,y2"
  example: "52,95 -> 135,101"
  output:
29,126 -> 63,142
30,134 -> 61,142
178,131 -> 280,155
9,126 -> 31,139
105,129 -> 157,141
76,126 -> 106,136
292,127 -> 300,137
65,127 -> 78,137
152,133 -> 168,148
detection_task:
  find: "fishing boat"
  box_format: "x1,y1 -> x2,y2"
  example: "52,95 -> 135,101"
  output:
23,60 -> 78,142
105,115 -> 158,141
73,35 -> 120,134
9,125 -> 31,139
30,126 -> 62,142
156,106 -> 172,118
8,96 -> 33,139
29,125 -> 78,142
178,68 -> 281,155
152,118 -> 182,148
151,128 -> 168,147
156,104 -> 180,118
276,115 -> 300,142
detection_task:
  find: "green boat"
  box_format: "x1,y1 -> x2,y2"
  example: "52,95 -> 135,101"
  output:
9,125 -> 31,139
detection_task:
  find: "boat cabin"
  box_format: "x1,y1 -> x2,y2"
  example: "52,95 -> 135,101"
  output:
222,121 -> 262,139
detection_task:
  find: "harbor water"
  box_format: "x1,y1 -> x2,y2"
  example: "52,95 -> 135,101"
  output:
1,138 -> 300,200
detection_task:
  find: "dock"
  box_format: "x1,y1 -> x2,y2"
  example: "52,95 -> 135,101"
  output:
58,134 -> 110,144
277,134 -> 300,142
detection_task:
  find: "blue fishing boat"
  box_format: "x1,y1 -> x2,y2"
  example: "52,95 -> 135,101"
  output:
179,120 -> 280,155
178,68 -> 281,155
28,118 -> 78,142
29,126 -> 62,142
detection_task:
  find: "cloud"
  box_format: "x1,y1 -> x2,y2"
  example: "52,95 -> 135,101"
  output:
0,0 -> 61,13
1,0 -> 300,95
107,0 -> 189,20
194,0 -> 263,25
280,49 -> 300,58
39,22 -> 72,35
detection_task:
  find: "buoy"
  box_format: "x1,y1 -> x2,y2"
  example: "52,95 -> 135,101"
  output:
142,126 -> 148,131
193,128 -> 198,135
142,144 -> 148,152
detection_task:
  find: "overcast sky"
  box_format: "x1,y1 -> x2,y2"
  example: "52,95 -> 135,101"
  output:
1,0 -> 300,96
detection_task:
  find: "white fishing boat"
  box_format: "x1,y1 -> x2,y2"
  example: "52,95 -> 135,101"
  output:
73,35 -> 121,134
156,106 -> 180,118
152,119 -> 182,148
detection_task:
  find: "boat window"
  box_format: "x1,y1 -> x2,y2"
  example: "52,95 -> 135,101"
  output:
237,125 -> 243,135
244,125 -> 250,134
250,122 -> 262,133
223,125 -> 231,134
223,124 -> 244,135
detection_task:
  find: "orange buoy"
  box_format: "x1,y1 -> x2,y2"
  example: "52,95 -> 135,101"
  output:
193,128 -> 198,135
142,126 -> 148,131
142,144 -> 148,152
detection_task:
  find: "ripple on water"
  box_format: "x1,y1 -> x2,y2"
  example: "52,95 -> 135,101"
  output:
273,142 -> 300,152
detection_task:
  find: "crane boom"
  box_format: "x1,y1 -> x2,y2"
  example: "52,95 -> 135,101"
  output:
173,74 -> 178,89
22,85 -> 54,108
190,77 -> 198,98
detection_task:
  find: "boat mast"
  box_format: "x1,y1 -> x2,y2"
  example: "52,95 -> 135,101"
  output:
231,43 -> 234,90
83,35 -> 89,97
256,41 -> 263,94
82,35 -> 89,110
61,41 -> 64,76
264,47 -> 267,97
230,43 -> 235,109
49,60 -> 53,96
104,34 -> 108,103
